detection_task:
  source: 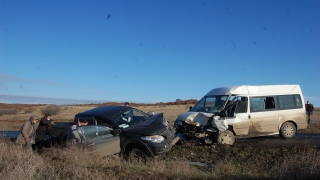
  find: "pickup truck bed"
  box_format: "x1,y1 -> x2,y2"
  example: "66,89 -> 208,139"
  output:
47,122 -> 72,144
0,131 -> 19,139
0,122 -> 72,145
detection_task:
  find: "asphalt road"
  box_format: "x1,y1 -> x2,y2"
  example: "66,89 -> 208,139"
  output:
235,133 -> 320,148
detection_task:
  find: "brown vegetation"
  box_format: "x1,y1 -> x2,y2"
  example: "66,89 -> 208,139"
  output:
0,138 -> 319,179
40,105 -> 62,116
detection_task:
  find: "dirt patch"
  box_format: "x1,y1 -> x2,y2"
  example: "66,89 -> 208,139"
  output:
298,110 -> 320,133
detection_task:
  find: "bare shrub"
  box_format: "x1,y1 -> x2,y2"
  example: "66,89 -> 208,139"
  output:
0,109 -> 18,116
24,108 -> 34,114
40,105 -> 62,116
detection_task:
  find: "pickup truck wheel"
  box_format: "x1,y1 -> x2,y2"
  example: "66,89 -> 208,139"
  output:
129,147 -> 147,162
217,130 -> 235,145
280,122 -> 296,139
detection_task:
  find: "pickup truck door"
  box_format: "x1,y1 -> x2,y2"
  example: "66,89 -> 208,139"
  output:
77,125 -> 121,156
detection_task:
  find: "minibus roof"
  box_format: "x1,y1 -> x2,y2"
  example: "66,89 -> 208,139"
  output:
205,85 -> 302,96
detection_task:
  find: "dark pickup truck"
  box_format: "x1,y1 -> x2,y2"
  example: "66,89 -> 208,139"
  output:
73,106 -> 180,158
1,106 -> 179,158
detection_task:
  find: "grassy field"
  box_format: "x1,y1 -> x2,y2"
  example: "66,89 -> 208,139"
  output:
0,104 -> 191,130
0,104 -> 320,179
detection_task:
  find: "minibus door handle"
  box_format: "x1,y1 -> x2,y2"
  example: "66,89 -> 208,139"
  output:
248,115 -> 251,119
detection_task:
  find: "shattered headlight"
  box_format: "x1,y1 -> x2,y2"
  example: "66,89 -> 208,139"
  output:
162,118 -> 168,127
141,135 -> 165,143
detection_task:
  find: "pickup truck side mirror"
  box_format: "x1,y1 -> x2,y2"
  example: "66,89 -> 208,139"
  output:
189,106 -> 192,111
111,129 -> 122,135
147,111 -> 155,117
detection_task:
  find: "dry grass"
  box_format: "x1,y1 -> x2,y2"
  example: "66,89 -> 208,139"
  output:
0,138 -> 215,180
0,138 -> 319,180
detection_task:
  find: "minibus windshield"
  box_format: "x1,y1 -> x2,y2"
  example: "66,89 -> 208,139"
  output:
190,95 -> 229,113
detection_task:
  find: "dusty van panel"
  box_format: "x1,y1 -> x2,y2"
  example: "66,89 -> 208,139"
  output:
174,85 -> 308,145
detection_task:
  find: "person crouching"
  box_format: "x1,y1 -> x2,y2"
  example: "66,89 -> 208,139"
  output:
15,115 -> 39,152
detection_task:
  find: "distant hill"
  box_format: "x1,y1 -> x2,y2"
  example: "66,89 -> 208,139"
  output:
93,99 -> 198,107
0,99 -> 198,109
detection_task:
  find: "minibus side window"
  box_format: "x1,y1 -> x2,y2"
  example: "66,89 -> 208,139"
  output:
250,96 -> 276,112
277,94 -> 302,109
235,97 -> 248,113
294,95 -> 302,108
265,97 -> 275,109
251,97 -> 265,111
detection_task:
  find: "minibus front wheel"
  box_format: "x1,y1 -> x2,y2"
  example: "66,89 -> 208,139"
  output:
217,130 -> 235,145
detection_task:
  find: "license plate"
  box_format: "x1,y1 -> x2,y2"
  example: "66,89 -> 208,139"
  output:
170,136 -> 180,146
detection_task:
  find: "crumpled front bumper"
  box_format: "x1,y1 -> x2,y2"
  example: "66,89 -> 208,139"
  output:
148,128 -> 180,156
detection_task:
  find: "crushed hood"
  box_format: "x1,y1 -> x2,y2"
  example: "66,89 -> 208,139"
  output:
177,112 -> 214,126
176,111 -> 228,132
124,113 -> 167,135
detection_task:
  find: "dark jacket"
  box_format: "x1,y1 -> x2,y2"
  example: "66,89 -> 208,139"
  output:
305,104 -> 314,112
36,117 -> 54,141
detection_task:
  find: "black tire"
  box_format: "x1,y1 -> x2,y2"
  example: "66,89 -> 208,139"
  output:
280,122 -> 296,138
217,130 -> 235,145
128,147 -> 147,162
175,139 -> 183,145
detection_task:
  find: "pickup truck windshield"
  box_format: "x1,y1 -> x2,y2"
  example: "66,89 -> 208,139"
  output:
109,109 -> 149,129
190,95 -> 229,113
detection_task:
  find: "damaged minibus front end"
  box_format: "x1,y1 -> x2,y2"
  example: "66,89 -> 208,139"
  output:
174,101 -> 236,145
174,87 -> 247,145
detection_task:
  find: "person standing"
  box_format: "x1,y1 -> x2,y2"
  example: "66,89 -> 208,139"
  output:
305,100 -> 314,124
15,115 -> 39,152
36,113 -> 54,152
66,119 -> 89,143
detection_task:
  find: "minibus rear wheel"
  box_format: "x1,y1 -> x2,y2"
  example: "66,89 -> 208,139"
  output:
280,122 -> 296,138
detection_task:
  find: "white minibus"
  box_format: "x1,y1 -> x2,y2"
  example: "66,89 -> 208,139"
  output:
174,85 -> 308,145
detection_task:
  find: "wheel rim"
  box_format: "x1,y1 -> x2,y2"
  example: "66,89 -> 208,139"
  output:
220,133 -> 233,145
129,148 -> 147,162
284,124 -> 294,136
132,151 -> 144,158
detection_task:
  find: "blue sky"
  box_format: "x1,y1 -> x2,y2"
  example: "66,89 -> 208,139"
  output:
0,0 -> 319,106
